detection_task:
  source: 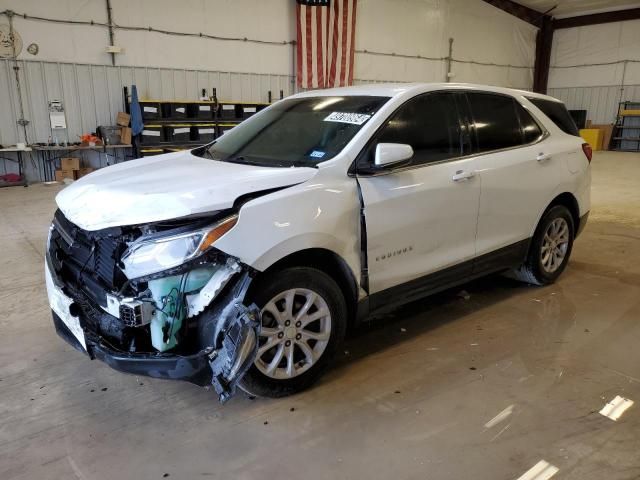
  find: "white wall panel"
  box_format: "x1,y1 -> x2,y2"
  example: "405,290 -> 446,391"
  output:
4,0 -> 535,88
0,59 -> 294,147
548,19 -> 640,123
547,85 -> 640,124
355,0 -> 536,88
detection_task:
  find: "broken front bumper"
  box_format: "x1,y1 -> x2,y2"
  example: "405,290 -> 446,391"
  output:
52,311 -> 214,384
46,255 -> 260,402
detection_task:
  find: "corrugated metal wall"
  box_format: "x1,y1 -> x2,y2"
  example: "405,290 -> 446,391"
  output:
548,84 -> 640,124
0,59 -> 295,147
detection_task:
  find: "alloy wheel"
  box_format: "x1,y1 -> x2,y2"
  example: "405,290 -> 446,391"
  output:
255,288 -> 332,380
540,217 -> 570,273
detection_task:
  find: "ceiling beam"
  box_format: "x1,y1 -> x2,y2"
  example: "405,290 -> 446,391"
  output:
554,7 -> 640,29
481,0 -> 548,27
533,16 -> 553,93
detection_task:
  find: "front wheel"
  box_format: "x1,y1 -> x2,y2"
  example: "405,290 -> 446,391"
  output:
239,267 -> 347,398
511,205 -> 575,286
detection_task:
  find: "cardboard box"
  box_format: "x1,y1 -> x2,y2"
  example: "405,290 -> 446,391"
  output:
55,169 -> 77,181
589,123 -> 614,150
120,126 -> 132,145
116,111 -> 131,127
78,167 -> 95,178
60,157 -> 80,171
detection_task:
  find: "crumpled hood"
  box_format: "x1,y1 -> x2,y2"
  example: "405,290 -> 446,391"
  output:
56,151 -> 317,231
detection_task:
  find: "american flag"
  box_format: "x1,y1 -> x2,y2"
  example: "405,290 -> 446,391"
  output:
296,0 -> 358,89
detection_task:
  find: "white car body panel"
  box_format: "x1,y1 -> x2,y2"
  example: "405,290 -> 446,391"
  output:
214,162 -> 363,288
52,82 -> 590,301
358,156 -> 480,293
471,94 -> 591,257
55,151 -> 318,231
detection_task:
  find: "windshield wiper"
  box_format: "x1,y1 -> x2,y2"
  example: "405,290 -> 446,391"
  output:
226,156 -> 288,168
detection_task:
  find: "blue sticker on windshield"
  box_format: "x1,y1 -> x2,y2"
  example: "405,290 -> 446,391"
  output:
310,150 -> 326,158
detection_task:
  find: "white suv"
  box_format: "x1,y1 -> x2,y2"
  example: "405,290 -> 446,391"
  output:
46,83 -> 591,401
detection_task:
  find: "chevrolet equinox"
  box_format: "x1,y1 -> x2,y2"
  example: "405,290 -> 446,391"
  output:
46,83 -> 591,401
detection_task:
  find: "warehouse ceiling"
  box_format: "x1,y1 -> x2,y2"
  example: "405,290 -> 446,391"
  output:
517,0 -> 640,17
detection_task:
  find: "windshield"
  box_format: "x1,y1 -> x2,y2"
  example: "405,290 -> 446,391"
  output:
203,96 -> 389,167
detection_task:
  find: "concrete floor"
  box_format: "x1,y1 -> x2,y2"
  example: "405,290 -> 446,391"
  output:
1,151 -> 639,480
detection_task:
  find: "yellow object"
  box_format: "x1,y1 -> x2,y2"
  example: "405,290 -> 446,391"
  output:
199,216 -> 238,252
579,128 -> 603,151
620,109 -> 640,116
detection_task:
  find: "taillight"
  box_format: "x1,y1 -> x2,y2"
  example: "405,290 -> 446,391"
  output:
582,143 -> 592,163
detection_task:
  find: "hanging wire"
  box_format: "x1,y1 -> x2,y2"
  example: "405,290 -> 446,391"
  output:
1,9 -> 536,70
551,59 -> 640,69
0,9 -> 292,46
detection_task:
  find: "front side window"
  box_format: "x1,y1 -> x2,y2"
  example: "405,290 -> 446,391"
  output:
372,92 -> 463,167
468,93 -> 524,152
201,96 -> 389,167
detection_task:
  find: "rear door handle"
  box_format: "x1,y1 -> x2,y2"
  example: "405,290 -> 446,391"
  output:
536,152 -> 552,162
452,170 -> 476,182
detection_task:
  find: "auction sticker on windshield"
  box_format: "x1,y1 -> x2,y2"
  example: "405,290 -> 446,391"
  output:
324,112 -> 372,125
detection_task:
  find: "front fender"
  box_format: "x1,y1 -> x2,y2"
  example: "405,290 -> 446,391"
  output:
213,169 -> 361,283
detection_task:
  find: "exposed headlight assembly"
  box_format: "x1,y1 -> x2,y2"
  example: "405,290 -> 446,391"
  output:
121,215 -> 238,279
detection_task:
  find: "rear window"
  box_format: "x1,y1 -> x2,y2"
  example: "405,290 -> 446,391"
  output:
526,97 -> 579,136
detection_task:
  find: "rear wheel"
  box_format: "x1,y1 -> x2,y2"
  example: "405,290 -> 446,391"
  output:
239,267 -> 347,398
511,205 -> 575,286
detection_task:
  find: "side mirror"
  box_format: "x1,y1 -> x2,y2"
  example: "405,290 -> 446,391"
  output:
374,143 -> 414,168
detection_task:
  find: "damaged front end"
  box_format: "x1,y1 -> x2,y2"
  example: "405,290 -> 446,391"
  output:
46,209 -> 260,402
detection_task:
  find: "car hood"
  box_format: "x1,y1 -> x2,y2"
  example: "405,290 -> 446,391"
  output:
55,150 -> 317,231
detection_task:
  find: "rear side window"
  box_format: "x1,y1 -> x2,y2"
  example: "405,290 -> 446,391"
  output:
467,93 -> 523,152
376,92 -> 462,166
526,97 -> 579,136
515,103 -> 544,144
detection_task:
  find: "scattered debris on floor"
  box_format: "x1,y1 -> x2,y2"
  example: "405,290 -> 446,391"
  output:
457,290 -> 471,300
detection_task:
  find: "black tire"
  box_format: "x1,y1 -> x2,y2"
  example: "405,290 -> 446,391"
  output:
512,205 -> 575,286
239,267 -> 347,398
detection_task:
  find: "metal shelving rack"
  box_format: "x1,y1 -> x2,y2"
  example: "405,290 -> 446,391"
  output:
124,87 -> 282,157
611,101 -> 640,152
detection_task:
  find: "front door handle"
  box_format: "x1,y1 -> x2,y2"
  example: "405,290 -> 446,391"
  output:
536,152 -> 552,162
452,170 -> 476,182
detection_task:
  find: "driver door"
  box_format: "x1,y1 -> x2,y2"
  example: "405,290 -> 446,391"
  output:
356,92 -> 481,304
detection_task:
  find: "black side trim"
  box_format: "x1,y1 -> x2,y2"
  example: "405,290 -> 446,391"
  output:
472,239 -> 530,275
369,260 -> 472,314
363,239 -> 530,317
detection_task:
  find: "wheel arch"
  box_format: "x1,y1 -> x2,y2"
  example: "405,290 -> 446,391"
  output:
251,248 -> 360,326
534,192 -> 581,237
549,192 -> 580,232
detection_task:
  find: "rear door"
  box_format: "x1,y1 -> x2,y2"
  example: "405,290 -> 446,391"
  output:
357,92 -> 481,296
467,92 -> 566,259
